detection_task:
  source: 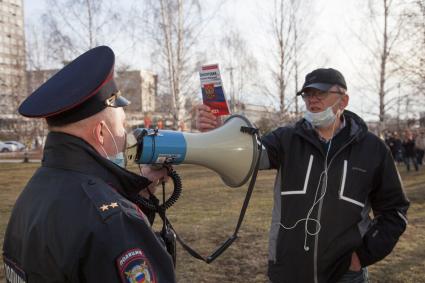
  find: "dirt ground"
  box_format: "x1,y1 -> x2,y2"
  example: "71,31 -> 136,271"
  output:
0,162 -> 424,282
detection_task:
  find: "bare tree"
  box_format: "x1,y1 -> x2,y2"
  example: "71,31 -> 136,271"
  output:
142,0 -> 224,129
0,56 -> 46,148
262,0 -> 313,122
353,0 -> 407,132
289,0 -> 312,116
24,1 -> 138,146
398,0 -> 425,95
218,29 -> 258,113
271,0 -> 292,115
141,0 -> 199,129
40,0 -> 134,65
377,0 -> 393,129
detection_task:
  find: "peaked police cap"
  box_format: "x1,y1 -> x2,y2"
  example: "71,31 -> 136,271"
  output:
19,46 -> 130,126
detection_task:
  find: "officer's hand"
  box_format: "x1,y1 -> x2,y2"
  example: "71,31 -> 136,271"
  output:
139,165 -> 169,197
195,104 -> 222,132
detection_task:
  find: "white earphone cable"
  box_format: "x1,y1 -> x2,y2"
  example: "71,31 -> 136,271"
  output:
278,109 -> 343,251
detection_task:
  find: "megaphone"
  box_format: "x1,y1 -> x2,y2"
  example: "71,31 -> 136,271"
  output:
126,114 -> 259,187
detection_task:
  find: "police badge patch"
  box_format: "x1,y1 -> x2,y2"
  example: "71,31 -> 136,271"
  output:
116,248 -> 157,283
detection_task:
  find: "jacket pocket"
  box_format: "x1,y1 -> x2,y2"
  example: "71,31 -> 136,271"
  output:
281,154 -> 314,196
338,160 -> 369,208
320,224 -> 363,280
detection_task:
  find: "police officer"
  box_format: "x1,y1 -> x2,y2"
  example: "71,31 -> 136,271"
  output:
3,46 -> 176,282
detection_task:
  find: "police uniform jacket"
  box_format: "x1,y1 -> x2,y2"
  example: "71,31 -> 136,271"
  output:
262,110 -> 410,283
3,131 -> 176,283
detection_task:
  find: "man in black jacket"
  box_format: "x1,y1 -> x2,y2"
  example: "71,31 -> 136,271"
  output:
196,68 -> 409,283
3,46 -> 176,282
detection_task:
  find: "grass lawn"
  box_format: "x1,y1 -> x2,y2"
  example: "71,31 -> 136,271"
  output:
0,162 -> 424,282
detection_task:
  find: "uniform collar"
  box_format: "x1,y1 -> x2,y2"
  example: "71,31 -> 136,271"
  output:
42,131 -> 151,198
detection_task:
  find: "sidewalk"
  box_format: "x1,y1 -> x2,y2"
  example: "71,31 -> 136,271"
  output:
0,150 -> 42,163
0,159 -> 41,163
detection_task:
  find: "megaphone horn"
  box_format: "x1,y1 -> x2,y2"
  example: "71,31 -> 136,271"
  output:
127,115 -> 259,187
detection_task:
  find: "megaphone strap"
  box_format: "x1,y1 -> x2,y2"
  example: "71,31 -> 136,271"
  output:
163,137 -> 263,264
132,120 -> 263,265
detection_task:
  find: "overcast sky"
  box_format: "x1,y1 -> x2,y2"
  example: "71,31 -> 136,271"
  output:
23,0 -> 420,122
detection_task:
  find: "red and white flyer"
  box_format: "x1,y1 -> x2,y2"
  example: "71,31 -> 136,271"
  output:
199,64 -> 230,116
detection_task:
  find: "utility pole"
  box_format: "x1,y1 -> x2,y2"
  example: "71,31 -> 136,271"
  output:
397,83 -> 401,130
226,66 -> 235,113
292,1 -> 299,116
405,95 -> 410,127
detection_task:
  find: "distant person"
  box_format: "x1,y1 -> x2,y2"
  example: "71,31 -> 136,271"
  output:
196,68 -> 409,283
415,131 -> 425,166
3,46 -> 176,282
385,131 -> 396,157
144,113 -> 152,129
402,130 -> 419,171
391,131 -> 404,163
157,119 -> 164,129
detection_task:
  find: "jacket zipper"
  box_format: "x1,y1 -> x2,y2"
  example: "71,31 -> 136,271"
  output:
313,135 -> 357,283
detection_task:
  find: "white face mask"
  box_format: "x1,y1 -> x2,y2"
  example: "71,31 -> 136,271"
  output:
97,123 -> 127,168
304,100 -> 341,128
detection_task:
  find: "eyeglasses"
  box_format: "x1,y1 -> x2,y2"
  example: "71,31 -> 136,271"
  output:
300,90 -> 344,100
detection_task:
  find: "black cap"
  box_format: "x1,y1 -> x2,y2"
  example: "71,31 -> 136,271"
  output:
19,45 -> 130,126
297,68 -> 347,95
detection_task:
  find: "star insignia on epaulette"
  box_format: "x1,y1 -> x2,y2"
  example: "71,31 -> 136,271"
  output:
99,202 -> 120,212
100,204 -> 109,211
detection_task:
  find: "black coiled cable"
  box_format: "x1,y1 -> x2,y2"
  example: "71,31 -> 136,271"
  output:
133,168 -> 182,213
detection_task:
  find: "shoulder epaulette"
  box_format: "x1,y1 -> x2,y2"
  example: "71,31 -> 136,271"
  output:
82,178 -> 122,221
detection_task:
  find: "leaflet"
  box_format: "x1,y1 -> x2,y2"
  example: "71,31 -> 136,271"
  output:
199,64 -> 230,116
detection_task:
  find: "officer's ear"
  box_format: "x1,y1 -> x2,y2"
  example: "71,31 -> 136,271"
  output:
93,121 -> 106,146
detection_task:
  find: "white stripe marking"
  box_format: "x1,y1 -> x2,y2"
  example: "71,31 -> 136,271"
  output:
339,160 -> 365,208
397,211 -> 408,226
281,155 -> 313,195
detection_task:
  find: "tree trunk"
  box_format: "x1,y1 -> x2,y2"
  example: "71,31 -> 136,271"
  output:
378,0 -> 389,132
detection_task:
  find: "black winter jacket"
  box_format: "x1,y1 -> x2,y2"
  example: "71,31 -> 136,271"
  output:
262,111 -> 409,283
3,132 -> 176,283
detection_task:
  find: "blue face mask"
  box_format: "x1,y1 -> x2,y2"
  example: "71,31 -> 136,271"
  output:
99,123 -> 127,168
110,152 -> 126,168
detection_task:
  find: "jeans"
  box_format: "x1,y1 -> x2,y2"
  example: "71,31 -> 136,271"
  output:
337,268 -> 369,283
404,156 -> 419,171
417,149 -> 424,165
